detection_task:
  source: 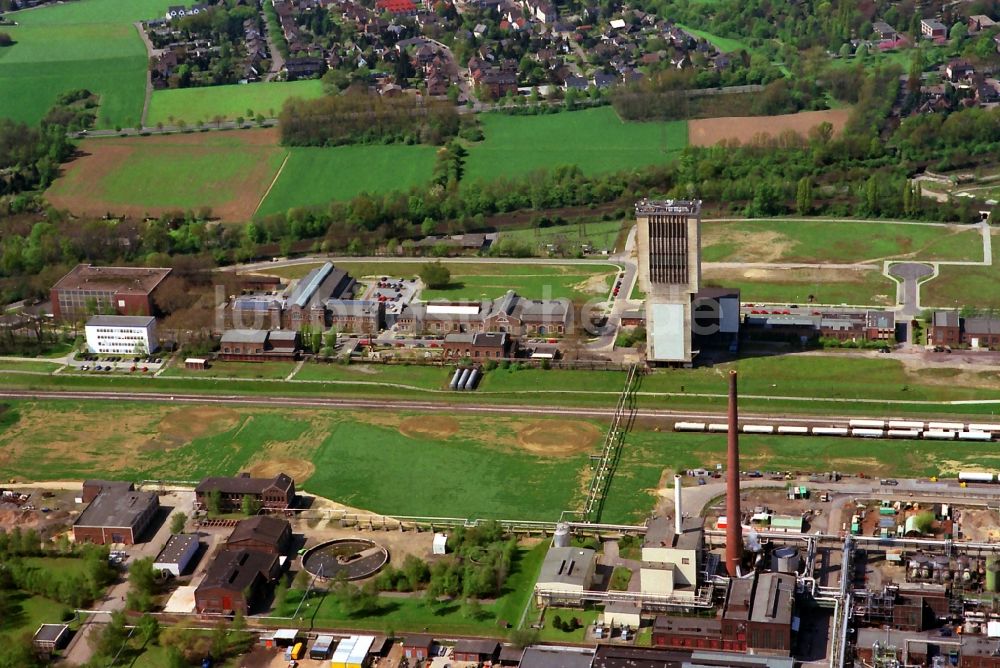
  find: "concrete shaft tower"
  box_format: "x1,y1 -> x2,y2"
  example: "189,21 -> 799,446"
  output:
635,199 -> 701,365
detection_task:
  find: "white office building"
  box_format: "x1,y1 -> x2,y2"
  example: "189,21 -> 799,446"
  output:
85,315 -> 159,355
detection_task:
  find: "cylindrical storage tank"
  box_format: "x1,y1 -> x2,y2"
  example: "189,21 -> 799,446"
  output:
449,368 -> 463,390
771,546 -> 800,574
553,523 -> 571,548
463,368 -> 480,391
454,368 -> 470,391
986,559 -> 1000,593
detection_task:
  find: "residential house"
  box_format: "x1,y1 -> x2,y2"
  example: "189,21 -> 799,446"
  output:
920,18 -> 947,39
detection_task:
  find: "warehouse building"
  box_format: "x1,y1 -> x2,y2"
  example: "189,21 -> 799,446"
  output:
218,329 -> 301,361
73,488 -> 159,545
592,645 -> 795,668
84,315 -> 159,355
51,264 -> 172,321
153,534 -> 200,577
535,547 -> 597,603
330,635 -> 375,668
194,548 -> 281,615
195,472 -> 295,512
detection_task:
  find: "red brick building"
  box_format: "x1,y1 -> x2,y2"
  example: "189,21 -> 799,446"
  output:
453,640 -> 500,663
82,480 -> 135,504
225,516 -> 292,555
194,549 -> 281,616
195,473 -> 295,512
401,635 -> 434,660
51,264 -> 172,321
218,330 -> 301,361
73,489 -> 159,545
442,332 -> 510,360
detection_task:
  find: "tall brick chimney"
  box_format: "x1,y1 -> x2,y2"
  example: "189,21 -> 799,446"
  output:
725,370 -> 743,577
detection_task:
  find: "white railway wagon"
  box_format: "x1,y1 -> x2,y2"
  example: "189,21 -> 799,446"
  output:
742,425 -> 775,434
813,427 -> 850,436
674,422 -> 707,432
851,428 -> 885,438
923,429 -> 957,440
887,420 -> 925,430
849,419 -> 885,429
777,426 -> 809,435
927,421 -> 964,431
958,430 -> 992,442
958,471 -> 997,483
967,423 -> 1000,433
707,423 -> 729,433
887,429 -> 921,439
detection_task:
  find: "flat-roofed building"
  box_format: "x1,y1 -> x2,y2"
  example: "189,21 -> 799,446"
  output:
51,264 -> 172,321
73,489 -> 159,545
85,315 -> 159,355
635,199 -> 701,365
519,646 -> 594,668
535,547 -> 596,603
641,516 -> 703,597
153,534 -> 200,576
195,472 -> 295,512
32,624 -> 70,657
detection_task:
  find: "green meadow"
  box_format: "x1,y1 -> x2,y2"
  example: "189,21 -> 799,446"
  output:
146,79 -> 325,126
0,0 -> 175,128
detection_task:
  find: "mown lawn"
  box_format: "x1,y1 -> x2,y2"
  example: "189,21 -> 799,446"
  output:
293,363 -> 452,388
275,542 -> 546,634
675,24 -> 749,53
0,0 -> 175,128
702,266 -> 895,306
147,80 -> 324,126
255,144 -> 438,216
0,591 -> 71,644
463,108 -> 687,183
702,219 -> 984,263
306,420 -> 588,519
0,359 -> 61,373
921,263 -> 1000,309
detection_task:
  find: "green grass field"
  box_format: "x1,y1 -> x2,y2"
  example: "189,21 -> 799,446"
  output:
256,144 -> 439,216
307,418 -> 589,519
500,219 -> 630,253
462,108 -> 687,183
275,542 -> 546,634
0,591 -> 71,646
0,359 -> 62,373
922,264 -> 1000,309
293,363 -> 452,388
703,266 -> 895,305
702,220 -> 984,263
147,80 -> 324,126
0,0 -> 174,128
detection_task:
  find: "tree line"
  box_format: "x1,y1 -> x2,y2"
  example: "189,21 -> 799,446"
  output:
278,89 -> 461,146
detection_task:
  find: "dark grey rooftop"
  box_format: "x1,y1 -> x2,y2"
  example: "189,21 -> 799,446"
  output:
749,572 -> 795,626
74,490 -> 158,529
220,329 -> 269,344
643,515 -> 704,550
519,646 -> 594,668
86,315 -> 156,328
537,546 -> 595,588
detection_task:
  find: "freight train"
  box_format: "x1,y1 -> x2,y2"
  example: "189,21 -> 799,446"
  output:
672,419 -> 1000,442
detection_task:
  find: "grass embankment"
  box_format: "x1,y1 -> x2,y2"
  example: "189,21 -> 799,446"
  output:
499,219 -> 630,254
0,0 -> 175,128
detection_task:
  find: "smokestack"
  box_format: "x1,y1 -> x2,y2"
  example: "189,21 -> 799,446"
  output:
674,474 -> 683,535
725,370 -> 743,577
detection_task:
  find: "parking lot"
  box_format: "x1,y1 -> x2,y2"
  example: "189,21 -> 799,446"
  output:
68,352 -> 166,374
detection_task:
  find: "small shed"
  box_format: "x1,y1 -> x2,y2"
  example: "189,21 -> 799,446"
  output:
771,515 -> 803,533
32,624 -> 70,656
263,629 -> 299,648
432,533 -> 448,555
453,639 -> 500,663
401,634 -> 435,660
184,357 -> 208,370
498,645 -> 524,666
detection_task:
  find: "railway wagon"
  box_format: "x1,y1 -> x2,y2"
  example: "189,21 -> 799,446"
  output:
849,419 -> 885,429
851,428 -> 884,438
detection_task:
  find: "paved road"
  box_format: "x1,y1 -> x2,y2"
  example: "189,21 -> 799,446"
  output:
888,262 -> 934,318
